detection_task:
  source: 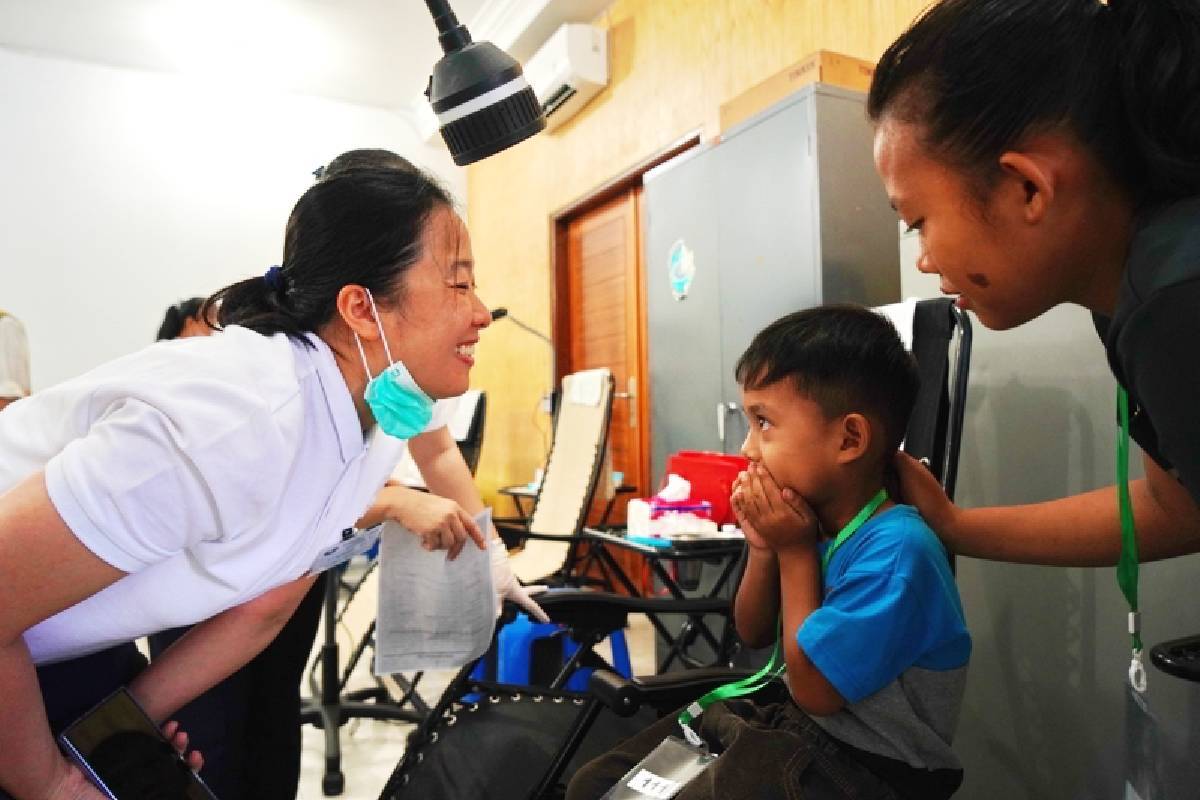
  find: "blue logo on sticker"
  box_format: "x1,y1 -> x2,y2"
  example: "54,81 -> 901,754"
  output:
667,239 -> 696,301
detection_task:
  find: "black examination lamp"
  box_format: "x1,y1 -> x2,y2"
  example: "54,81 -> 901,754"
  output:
424,0 -> 546,166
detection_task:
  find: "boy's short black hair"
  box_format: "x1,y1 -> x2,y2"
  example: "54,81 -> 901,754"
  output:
735,304 -> 919,455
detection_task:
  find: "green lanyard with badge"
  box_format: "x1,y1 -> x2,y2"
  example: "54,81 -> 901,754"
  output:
601,489 -> 888,800
1117,387 -> 1147,693
1117,387 -> 1171,799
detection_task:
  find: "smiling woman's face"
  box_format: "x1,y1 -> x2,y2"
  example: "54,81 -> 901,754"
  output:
373,205 -> 491,399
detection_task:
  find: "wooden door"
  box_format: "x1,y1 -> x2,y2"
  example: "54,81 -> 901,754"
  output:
560,187 -> 649,528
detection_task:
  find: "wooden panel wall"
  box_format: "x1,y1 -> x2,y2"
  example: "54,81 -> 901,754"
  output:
466,0 -> 929,506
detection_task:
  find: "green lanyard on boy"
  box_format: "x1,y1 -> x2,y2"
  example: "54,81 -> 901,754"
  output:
677,488 -> 889,748
1117,387 -> 1147,693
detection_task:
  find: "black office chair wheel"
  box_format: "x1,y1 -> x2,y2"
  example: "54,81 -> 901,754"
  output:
1149,634 -> 1200,683
323,770 -> 345,796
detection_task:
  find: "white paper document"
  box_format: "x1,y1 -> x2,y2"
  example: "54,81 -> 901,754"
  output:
374,508 -> 497,674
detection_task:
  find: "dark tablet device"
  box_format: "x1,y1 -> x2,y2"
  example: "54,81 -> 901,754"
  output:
57,687 -> 218,800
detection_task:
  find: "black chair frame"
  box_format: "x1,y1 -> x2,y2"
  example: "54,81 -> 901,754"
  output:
494,372 -> 617,587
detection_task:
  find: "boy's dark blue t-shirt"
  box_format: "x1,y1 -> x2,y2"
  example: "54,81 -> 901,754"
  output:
798,503 -> 971,772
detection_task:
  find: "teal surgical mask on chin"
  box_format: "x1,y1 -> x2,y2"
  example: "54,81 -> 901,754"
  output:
353,289 -> 434,440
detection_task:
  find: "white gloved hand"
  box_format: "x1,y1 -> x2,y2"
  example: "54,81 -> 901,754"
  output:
489,537 -> 550,623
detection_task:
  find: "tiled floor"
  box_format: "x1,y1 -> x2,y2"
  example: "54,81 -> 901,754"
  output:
296,575 -> 658,800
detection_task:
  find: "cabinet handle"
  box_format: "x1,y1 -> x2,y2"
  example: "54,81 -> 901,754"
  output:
716,401 -> 737,446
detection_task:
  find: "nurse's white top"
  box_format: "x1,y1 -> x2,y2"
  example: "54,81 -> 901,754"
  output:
0,325 -> 449,665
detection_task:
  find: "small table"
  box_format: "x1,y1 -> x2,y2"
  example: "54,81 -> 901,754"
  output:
581,527 -> 746,671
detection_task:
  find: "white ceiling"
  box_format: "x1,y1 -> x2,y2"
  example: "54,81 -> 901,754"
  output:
0,0 -> 492,111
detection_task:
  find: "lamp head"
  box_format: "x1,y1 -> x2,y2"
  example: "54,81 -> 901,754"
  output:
424,1 -> 545,166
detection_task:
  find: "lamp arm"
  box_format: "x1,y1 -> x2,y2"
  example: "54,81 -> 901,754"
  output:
424,0 -> 471,53
502,315 -> 553,346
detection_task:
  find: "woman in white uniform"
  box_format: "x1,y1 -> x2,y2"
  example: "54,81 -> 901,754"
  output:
0,165 -> 497,799
142,150 -> 547,800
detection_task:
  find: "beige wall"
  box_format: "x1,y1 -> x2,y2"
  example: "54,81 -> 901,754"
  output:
466,0 -> 928,506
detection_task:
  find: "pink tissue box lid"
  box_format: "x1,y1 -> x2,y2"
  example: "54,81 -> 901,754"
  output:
649,498 -> 713,519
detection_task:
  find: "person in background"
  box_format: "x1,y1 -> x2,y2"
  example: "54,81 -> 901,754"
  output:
0,310 -> 31,412
155,297 -> 215,341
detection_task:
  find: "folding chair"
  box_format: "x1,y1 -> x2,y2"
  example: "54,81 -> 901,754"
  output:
496,368 -> 617,587
376,297 -> 973,800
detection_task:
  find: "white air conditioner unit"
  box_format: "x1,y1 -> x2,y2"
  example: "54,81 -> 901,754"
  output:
524,23 -> 608,132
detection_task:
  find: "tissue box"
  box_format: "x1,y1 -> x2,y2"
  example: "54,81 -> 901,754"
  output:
627,498 -> 717,538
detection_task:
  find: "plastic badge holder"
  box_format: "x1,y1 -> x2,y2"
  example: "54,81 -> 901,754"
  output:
600,735 -> 716,800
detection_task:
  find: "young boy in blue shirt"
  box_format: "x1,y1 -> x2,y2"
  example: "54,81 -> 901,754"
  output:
567,305 -> 970,799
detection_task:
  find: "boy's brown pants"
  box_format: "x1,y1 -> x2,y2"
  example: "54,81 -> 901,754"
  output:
565,698 -> 900,800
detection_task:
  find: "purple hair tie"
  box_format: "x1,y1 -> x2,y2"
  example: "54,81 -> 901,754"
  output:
264,265 -> 284,292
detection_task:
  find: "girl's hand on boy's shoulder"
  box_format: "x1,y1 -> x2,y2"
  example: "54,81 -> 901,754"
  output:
732,463 -> 818,553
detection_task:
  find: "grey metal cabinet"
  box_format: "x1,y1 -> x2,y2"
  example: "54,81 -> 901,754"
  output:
644,84 -> 900,483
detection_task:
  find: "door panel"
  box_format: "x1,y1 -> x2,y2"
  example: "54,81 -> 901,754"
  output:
563,189 -> 647,527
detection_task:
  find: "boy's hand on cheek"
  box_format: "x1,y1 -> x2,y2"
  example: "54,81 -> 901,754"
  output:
732,482 -> 772,553
736,463 -> 818,552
